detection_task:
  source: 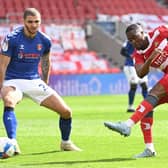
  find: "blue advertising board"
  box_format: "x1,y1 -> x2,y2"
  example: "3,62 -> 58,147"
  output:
49,71 -> 163,96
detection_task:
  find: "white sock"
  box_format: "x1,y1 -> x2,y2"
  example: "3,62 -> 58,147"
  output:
125,119 -> 135,127
128,105 -> 134,109
146,143 -> 155,152
61,140 -> 71,143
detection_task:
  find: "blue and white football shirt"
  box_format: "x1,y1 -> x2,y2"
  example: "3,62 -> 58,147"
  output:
0,26 -> 51,80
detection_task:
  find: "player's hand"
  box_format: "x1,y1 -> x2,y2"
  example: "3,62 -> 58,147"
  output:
0,84 -> 3,91
43,79 -> 48,85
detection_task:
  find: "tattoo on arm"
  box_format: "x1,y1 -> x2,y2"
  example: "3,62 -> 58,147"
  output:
41,53 -> 50,84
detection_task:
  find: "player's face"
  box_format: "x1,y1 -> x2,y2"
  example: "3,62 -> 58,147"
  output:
126,30 -> 147,50
24,15 -> 41,37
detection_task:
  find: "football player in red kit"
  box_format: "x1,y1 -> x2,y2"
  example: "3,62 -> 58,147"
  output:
104,23 -> 168,158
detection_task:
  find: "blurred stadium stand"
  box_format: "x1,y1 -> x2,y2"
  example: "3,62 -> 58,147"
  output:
0,0 -> 167,23
0,0 -> 168,74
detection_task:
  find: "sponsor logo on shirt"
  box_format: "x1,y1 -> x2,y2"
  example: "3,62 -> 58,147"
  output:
151,52 -> 168,69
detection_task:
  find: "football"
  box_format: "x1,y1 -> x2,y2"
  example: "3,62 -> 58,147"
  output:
0,137 -> 16,159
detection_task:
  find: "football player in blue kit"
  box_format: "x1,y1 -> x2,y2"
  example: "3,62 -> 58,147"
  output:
120,40 -> 148,112
0,8 -> 81,154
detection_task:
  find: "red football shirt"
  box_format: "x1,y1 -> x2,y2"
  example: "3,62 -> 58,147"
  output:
134,25 -> 168,73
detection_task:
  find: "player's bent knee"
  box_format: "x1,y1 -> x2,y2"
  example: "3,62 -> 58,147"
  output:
1,87 -> 22,106
2,95 -> 18,107
60,107 -> 72,119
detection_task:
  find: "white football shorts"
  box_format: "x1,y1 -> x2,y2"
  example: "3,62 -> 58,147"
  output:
123,66 -> 148,84
3,79 -> 56,104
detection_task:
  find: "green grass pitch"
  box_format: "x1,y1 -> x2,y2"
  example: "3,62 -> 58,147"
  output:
0,94 -> 168,168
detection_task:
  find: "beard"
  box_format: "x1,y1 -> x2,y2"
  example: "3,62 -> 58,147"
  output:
25,25 -> 38,37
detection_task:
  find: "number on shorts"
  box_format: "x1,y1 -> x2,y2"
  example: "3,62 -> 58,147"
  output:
38,83 -> 48,91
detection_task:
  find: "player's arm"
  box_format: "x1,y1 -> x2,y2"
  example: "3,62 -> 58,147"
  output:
40,52 -> 51,84
135,63 -> 149,78
135,48 -> 163,78
0,54 -> 11,89
120,42 -> 130,58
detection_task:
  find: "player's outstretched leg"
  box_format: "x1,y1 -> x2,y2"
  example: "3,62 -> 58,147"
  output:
104,121 -> 131,137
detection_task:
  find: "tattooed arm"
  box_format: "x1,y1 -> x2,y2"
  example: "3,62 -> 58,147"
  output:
40,52 -> 51,84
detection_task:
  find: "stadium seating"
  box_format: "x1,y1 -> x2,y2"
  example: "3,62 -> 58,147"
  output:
1,0 -> 168,23
0,23 -> 119,74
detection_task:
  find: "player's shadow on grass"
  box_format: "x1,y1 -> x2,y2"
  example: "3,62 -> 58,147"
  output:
21,158 -> 135,166
23,150 -> 61,155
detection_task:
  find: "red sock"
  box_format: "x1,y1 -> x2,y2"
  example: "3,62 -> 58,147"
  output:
140,117 -> 153,143
130,100 -> 154,124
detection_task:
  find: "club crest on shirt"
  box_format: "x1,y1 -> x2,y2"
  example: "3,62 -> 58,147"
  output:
37,44 -> 42,51
1,38 -> 8,52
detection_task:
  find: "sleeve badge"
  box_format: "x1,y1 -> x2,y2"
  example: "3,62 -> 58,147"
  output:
1,38 -> 9,52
